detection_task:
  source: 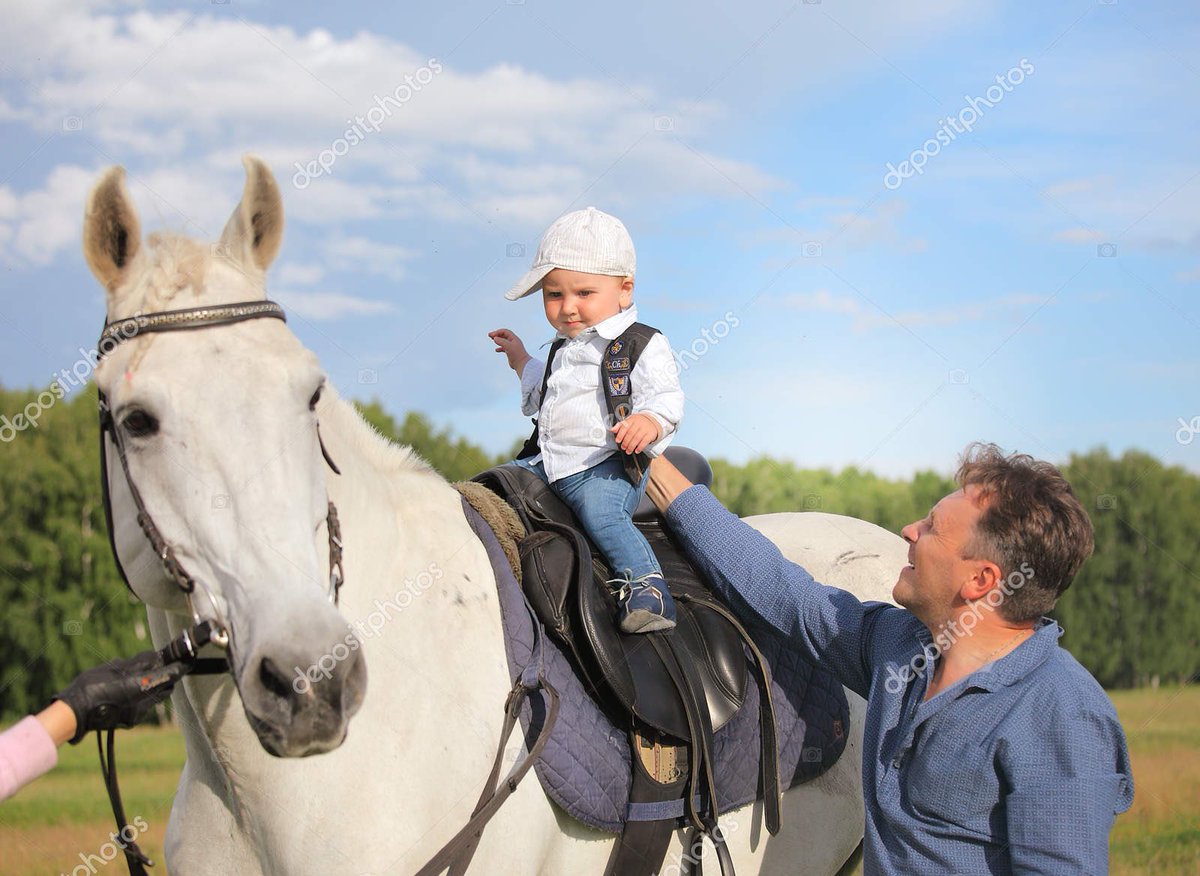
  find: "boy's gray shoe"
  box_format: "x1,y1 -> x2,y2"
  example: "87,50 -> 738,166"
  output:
610,573 -> 677,634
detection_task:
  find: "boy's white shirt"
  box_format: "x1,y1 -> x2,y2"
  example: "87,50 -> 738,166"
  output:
518,305 -> 684,483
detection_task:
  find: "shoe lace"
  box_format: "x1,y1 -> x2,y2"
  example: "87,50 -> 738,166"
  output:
605,570 -> 663,600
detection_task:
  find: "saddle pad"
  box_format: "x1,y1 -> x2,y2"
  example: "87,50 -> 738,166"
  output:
463,499 -> 849,833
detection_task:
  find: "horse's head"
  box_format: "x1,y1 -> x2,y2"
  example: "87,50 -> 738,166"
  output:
82,156 -> 366,757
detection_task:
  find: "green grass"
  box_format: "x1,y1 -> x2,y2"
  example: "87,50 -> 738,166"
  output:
2,688 -> 1197,874
1108,685 -> 1200,876
0,726 -> 183,874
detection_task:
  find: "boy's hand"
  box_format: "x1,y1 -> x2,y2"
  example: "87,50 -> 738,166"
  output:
488,328 -> 531,374
610,413 -> 662,454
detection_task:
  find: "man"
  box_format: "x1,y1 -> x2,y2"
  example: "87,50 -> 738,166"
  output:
644,442 -> 1133,874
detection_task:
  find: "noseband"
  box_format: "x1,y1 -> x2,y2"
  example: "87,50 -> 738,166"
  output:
96,300 -> 346,652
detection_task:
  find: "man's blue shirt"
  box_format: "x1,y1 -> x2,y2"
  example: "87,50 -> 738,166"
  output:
665,486 -> 1133,875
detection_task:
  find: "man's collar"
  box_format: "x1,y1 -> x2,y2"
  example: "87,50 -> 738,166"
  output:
555,305 -> 638,341
916,617 -> 1062,693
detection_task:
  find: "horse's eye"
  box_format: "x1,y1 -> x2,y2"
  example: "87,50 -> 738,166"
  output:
309,386 -> 323,411
121,410 -> 159,438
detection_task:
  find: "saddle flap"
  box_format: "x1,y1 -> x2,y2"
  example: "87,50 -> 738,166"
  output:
580,555 -> 747,741
519,531 -> 576,642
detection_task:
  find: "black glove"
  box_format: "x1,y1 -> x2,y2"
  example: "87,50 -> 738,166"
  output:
54,650 -> 186,744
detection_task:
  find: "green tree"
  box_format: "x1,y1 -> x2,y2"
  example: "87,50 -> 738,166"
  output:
354,400 -> 505,482
0,386 -> 146,718
1058,448 -> 1200,687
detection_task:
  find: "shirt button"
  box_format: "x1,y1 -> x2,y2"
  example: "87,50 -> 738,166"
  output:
891,757 -> 902,769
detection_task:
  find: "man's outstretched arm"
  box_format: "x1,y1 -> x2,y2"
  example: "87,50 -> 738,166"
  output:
647,456 -> 888,698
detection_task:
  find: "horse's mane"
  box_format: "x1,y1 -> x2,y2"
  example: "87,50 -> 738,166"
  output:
322,388 -> 436,477
127,233 -> 218,311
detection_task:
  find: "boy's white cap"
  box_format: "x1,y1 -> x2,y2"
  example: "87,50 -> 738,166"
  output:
504,206 -> 636,301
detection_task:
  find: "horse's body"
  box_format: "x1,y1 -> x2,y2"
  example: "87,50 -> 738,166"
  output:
83,157 -> 906,875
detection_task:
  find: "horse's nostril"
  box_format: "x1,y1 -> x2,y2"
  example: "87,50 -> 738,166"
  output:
259,656 -> 295,702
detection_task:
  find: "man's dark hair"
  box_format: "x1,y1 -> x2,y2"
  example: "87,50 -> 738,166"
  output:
955,442 -> 1094,622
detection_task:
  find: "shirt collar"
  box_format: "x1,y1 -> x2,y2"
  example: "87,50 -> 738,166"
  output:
916,617 -> 1062,694
555,305 -> 638,341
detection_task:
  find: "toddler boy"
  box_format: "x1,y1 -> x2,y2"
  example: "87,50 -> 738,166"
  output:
488,207 -> 684,633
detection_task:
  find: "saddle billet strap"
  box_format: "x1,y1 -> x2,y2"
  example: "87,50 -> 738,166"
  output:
679,825 -> 737,876
650,634 -> 721,834
414,673 -> 560,876
418,499 -> 562,876
680,594 -> 781,836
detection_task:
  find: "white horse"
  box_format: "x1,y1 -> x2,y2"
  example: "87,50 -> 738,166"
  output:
81,156 -> 906,875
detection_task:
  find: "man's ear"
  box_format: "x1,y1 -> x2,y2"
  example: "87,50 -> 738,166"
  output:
963,561 -> 1003,602
619,276 -> 634,308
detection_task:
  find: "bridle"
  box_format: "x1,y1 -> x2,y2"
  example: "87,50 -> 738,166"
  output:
93,299 -> 347,876
96,299 -> 346,652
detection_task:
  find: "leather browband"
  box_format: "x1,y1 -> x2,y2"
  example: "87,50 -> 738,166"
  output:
99,301 -> 286,352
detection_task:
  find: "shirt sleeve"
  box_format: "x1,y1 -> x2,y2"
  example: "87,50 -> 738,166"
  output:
630,333 -> 684,457
664,485 -> 896,698
519,357 -> 547,417
1001,706 -> 1134,874
0,716 -> 58,803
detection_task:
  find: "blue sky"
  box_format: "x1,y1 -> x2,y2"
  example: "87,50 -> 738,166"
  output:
2,0 -> 1198,477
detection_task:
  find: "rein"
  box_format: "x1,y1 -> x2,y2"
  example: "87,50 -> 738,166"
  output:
93,299 -> 345,876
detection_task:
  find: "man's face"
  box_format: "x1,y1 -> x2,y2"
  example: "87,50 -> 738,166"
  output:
541,268 -> 633,338
895,486 -> 988,624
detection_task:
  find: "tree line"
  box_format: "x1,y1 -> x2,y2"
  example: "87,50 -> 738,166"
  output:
0,385 -> 1194,717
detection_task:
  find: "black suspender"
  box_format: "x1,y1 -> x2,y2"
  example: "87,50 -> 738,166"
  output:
516,322 -> 662,483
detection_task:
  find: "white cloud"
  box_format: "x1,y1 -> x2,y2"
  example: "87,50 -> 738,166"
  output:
1053,228 -> 1106,244
1043,176 -> 1114,199
765,289 -> 1050,332
273,290 -> 395,321
752,199 -> 926,254
1,2 -> 785,264
276,263 -> 326,287
323,236 -> 417,280
0,165 -> 96,267
774,289 -> 862,316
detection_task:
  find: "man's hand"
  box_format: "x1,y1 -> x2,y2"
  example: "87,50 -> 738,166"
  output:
610,413 -> 662,454
54,651 -> 186,744
488,328 -> 531,374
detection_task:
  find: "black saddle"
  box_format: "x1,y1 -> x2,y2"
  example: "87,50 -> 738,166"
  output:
472,447 -> 780,874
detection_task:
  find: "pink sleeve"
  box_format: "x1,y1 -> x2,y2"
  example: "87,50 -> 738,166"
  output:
0,716 -> 59,802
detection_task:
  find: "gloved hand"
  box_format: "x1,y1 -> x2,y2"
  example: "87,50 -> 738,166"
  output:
54,650 -> 187,744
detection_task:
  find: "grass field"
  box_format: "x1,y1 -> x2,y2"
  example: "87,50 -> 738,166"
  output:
2,686 -> 1197,875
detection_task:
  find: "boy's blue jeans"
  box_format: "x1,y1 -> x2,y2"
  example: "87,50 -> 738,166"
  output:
513,454 -> 663,581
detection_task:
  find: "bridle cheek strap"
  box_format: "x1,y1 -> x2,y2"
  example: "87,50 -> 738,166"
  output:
95,299 -> 347,626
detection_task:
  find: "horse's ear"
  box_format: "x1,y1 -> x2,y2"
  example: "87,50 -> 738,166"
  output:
83,166 -> 142,296
218,154 -> 284,272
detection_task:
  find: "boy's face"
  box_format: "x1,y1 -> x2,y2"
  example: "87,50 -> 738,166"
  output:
541,268 -> 633,338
